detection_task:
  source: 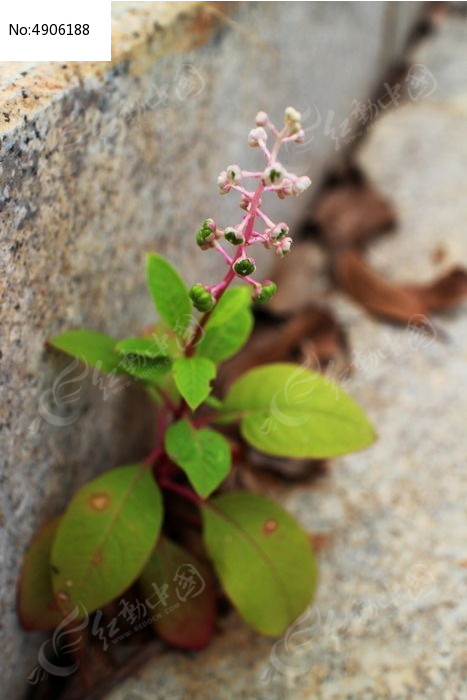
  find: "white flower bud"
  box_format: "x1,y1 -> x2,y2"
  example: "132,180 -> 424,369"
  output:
217,170 -> 231,194
263,163 -> 285,186
275,236 -> 292,257
255,111 -> 268,126
292,175 -> 311,195
248,127 -> 267,147
226,165 -> 242,185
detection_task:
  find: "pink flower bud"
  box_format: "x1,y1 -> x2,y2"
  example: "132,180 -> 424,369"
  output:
275,178 -> 294,199
255,111 -> 268,126
248,127 -> 267,147
270,222 -> 289,241
274,236 -> 292,257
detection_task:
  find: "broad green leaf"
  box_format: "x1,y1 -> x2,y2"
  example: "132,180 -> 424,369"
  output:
115,337 -> 173,384
165,419 -> 231,498
51,464 -> 163,617
115,337 -> 172,359
48,329 -> 124,374
222,363 -> 376,458
119,356 -> 172,384
173,357 -> 216,411
202,492 -> 317,635
196,287 -> 253,363
138,537 -> 216,649
18,517 -> 64,631
146,253 -> 192,337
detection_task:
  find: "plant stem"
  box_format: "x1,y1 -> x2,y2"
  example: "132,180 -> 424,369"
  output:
158,479 -> 203,504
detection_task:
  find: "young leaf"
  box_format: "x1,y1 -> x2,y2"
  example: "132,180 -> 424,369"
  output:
119,356 -> 172,384
221,362 -> 376,458
115,338 -> 173,384
51,464 -> 163,617
165,419 -> 231,498
138,536 -> 216,649
196,287 -> 253,363
18,517 -> 65,631
115,337 -> 172,359
48,329 -> 124,374
146,253 -> 192,337
173,357 -> 216,411
202,492 -> 317,636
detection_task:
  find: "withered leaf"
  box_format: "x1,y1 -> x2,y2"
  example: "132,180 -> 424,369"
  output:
335,250 -> 467,323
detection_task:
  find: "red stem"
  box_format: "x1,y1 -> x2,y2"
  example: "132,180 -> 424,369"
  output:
159,479 -> 203,504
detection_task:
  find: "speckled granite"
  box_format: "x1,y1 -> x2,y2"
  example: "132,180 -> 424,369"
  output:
104,14 -> 467,700
0,2 -> 420,697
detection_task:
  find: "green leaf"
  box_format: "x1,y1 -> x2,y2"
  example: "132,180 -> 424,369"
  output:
196,287 -> 253,363
18,517 -> 64,631
202,492 -> 317,636
165,419 -> 231,498
48,329 -> 124,374
115,337 -> 172,359
138,537 -> 216,649
173,357 -> 216,411
119,356 -> 172,384
51,464 -> 163,617
115,337 -> 173,384
146,253 -> 192,337
221,362 -> 376,458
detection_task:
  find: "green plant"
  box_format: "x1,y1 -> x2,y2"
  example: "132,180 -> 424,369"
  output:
19,109 -> 375,649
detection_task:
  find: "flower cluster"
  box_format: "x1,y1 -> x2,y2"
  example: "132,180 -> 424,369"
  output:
190,107 -> 311,311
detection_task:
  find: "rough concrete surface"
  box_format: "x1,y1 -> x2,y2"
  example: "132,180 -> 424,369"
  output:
104,13 -> 467,700
0,2 -> 420,697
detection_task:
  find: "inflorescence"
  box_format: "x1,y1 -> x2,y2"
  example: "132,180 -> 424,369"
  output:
190,107 -> 311,312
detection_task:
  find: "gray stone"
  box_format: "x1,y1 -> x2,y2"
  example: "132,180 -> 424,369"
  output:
0,2 -> 420,696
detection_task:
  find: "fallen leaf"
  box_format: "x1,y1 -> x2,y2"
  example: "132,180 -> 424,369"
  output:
307,182 -> 396,249
335,250 -> 467,324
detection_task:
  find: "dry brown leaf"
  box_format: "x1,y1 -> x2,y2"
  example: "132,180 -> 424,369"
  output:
308,182 -> 396,249
335,250 -> 467,323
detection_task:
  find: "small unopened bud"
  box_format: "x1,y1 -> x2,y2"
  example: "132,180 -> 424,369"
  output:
284,106 -> 301,124
254,281 -> 277,304
276,178 -> 294,200
263,164 -> 285,186
240,194 -> 250,211
217,170 -> 231,194
275,236 -> 292,257
294,129 -> 305,143
189,284 -> 215,312
292,175 -> 312,195
270,222 -> 289,241
224,227 -> 245,245
226,164 -> 242,185
196,219 -> 217,249
248,127 -> 267,147
255,111 -> 268,126
233,257 -> 256,277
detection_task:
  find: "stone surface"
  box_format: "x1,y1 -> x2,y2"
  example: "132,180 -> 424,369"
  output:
104,13 -> 467,700
0,2 -> 420,697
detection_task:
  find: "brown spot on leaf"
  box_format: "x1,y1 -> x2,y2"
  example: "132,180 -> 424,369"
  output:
263,519 -> 278,535
91,549 -> 103,567
89,492 -> 110,511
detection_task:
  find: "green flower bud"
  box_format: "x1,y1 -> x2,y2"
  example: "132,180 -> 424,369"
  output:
196,219 -> 217,250
189,284 -> 215,312
224,227 -> 245,245
254,281 -> 277,303
233,257 -> 255,277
